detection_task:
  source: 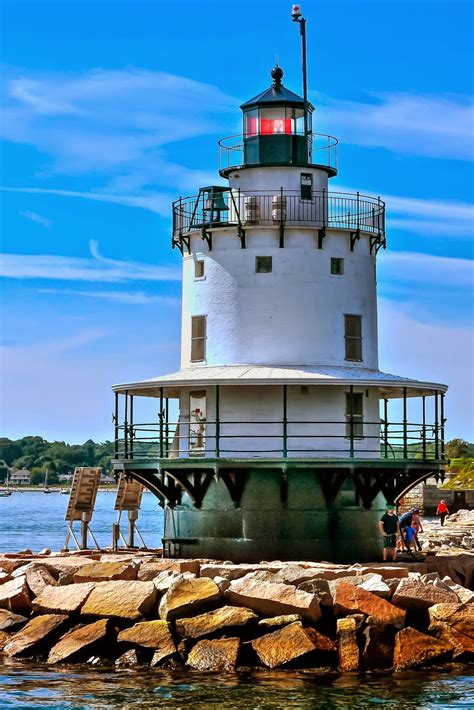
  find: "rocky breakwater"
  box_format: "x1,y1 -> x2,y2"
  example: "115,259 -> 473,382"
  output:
0,551 -> 473,674
422,509 -> 474,554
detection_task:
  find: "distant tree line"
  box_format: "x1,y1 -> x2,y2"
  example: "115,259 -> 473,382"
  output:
0,436 -> 114,484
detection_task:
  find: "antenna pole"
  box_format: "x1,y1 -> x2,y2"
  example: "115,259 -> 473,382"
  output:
292,5 -> 309,159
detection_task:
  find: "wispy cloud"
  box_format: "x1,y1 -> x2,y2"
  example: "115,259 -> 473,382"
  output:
18,209 -> 52,228
0,239 -> 180,283
319,91 -> 474,161
38,288 -> 180,305
1,67 -> 235,181
3,186 -> 169,214
378,251 -> 474,325
336,184 -> 474,237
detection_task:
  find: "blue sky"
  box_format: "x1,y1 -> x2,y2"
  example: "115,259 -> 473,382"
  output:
1,0 -> 473,442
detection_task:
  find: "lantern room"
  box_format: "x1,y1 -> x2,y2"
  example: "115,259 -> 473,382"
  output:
241,65 -> 313,167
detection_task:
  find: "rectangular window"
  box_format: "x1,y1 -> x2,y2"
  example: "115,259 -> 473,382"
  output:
345,392 -> 364,438
191,315 -> 206,362
256,256 -> 272,273
344,314 -> 362,361
194,259 -> 205,278
300,172 -> 312,200
331,257 -> 344,275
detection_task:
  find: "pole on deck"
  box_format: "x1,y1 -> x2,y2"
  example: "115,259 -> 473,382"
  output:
215,385 -> 220,457
383,398 -> 388,458
159,387 -> 164,458
349,385 -> 354,458
403,387 -> 408,459
283,384 -> 288,458
440,392 -> 445,460
434,390 -> 439,460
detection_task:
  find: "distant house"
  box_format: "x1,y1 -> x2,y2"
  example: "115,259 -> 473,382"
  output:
10,469 -> 30,485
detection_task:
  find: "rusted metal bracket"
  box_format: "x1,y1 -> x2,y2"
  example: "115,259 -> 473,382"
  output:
201,229 -> 212,251
350,230 -> 361,252
318,226 -> 326,249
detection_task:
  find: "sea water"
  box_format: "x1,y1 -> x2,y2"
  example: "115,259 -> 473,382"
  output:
0,492 -> 472,708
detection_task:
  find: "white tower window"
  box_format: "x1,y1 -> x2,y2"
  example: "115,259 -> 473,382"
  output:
191,315 -> 207,362
331,257 -> 344,275
344,315 -> 363,361
345,392 -> 364,438
256,256 -> 272,273
194,259 -> 205,279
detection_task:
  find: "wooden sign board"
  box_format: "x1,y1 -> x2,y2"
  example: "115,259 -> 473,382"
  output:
65,467 -> 102,522
114,473 -> 144,512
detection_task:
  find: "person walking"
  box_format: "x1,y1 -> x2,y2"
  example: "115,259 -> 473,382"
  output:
436,500 -> 449,526
379,504 -> 400,562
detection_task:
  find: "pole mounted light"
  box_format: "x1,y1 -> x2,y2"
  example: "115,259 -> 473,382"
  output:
291,4 -> 309,159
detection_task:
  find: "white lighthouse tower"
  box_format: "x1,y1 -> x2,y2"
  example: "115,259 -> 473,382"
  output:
112,11 -> 447,562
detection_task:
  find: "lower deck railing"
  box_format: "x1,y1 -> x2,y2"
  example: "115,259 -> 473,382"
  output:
114,419 -> 445,462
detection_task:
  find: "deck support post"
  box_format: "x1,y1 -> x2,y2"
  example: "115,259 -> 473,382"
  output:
114,392 -> 119,458
159,387 -> 164,459
422,395 -> 427,460
283,385 -> 288,458
124,390 -> 129,460
434,390 -> 439,461
129,395 -> 134,459
349,385 -> 355,458
215,385 -> 220,457
383,398 -> 388,459
440,393 -> 445,460
403,387 -> 407,459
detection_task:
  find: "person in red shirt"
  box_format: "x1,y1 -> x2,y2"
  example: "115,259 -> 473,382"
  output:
436,500 -> 449,526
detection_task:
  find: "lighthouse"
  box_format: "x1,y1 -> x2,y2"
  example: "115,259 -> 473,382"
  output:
112,11 -> 447,562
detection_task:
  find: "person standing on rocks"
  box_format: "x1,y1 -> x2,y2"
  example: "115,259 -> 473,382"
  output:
436,500 -> 450,526
379,504 -> 400,561
412,508 -> 423,551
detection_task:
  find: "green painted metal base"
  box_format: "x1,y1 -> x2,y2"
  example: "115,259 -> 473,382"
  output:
163,468 -> 386,563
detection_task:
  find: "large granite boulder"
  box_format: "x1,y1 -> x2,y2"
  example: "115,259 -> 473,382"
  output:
362,621 -> 395,670
0,609 -> 28,632
47,619 -> 110,664
0,575 -> 31,615
159,578 -> 220,621
118,620 -> 176,661
336,616 -> 360,672
32,582 -> 95,615
251,621 -> 334,669
81,580 -> 157,621
225,575 -> 321,623
3,614 -> 68,657
392,578 -> 459,611
393,627 -> 453,670
176,605 -> 257,639
139,559 -> 199,580
0,630 -> 10,650
25,566 -> 58,597
187,637 -> 240,671
334,581 -> 405,628
428,603 -> 474,639
73,561 -> 138,583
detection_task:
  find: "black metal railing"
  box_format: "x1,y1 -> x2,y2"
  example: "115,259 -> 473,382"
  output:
172,189 -> 385,242
218,133 -> 339,173
114,418 -> 444,463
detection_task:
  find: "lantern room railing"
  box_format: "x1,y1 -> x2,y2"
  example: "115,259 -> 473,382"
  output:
172,189 -> 385,245
218,132 -> 338,174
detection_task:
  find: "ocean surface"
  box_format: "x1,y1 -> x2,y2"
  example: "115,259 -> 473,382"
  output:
0,490 -> 164,553
0,491 -> 472,708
